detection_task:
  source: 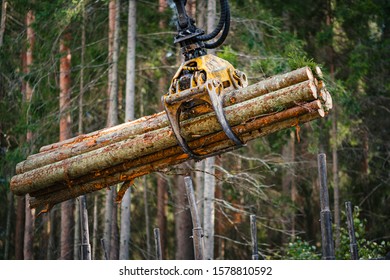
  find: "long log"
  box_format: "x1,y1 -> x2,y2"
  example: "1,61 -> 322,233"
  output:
29,101 -> 324,210
31,100 -> 324,198
11,80 -> 318,195
29,100 -> 323,201
38,66 -> 314,154
16,67 -> 315,175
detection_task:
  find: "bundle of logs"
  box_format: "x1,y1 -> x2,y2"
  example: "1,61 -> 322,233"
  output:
10,66 -> 332,212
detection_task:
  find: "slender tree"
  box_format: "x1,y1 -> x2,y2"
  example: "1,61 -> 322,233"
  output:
0,0 -> 7,47
59,31 -> 74,260
203,0 -> 216,260
119,0 -> 136,260
175,173 -> 194,259
23,10 -> 35,260
15,196 -> 25,259
104,0 -> 120,259
156,0 -> 169,260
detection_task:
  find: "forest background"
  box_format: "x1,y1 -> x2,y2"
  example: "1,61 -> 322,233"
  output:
0,0 -> 389,260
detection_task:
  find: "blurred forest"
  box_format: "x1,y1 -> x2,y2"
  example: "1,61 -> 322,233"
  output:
0,0 -> 389,260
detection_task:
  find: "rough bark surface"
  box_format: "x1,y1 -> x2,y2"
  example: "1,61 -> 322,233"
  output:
12,80 -> 318,192
11,67 -> 332,211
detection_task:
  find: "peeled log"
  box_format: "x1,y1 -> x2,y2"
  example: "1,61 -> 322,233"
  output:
11,80 -> 318,195
17,67 -> 314,174
29,101 -> 324,210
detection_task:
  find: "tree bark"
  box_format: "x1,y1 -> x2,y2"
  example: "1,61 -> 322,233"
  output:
202,0 -> 216,260
120,0 -> 136,260
29,102 -> 325,209
12,67 -> 332,210
15,196 -> 25,259
78,0 -> 86,135
0,0 -> 7,47
36,66 -> 314,154
13,79 -> 319,192
106,0 -> 120,128
203,156 -> 215,259
4,191 -> 13,259
92,194 -> 98,260
157,175 -> 168,259
175,173 -> 194,259
80,195 -> 92,260
143,177 -> 151,258
23,194 -> 34,259
104,0 -> 120,260
59,32 -> 74,260
207,0 -> 216,56
23,9 -> 35,260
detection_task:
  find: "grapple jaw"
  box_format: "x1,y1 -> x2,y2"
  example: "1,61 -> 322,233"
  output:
162,54 -> 248,161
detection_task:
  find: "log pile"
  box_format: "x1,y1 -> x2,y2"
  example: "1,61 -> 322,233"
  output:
10,66 -> 332,211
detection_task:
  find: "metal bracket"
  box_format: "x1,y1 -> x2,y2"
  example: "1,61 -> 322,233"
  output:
162,79 -> 244,161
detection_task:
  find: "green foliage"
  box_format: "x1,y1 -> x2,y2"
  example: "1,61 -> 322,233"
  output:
284,236 -> 321,260
217,45 -> 238,67
337,206 -> 390,260
285,42 -> 316,70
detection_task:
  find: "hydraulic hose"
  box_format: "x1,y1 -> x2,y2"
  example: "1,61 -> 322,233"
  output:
196,0 -> 229,42
203,4 -> 230,49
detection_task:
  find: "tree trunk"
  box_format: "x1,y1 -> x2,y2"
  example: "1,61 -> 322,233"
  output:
106,0 -> 120,127
104,0 -> 120,260
175,173 -> 194,259
74,199 -> 80,259
203,157 -> 215,259
110,191 -> 119,260
80,195 -> 92,260
92,195 -> 98,260
23,9 -> 35,260
15,196 -> 25,259
195,160 -> 204,222
155,0 -> 168,260
75,0 -> 87,260
214,156 -> 225,259
290,130 -> 296,238
59,32 -> 74,260
46,209 -> 56,259
78,0 -> 86,135
120,0 -> 136,260
204,0 -> 224,246
0,0 -> 7,47
4,191 -> 13,259
157,175 -> 168,259
196,0 -> 206,30
143,177 -> 151,258
24,194 -> 34,259
207,0 -> 216,56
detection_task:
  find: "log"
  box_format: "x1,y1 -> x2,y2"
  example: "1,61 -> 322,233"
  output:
38,66 -> 313,154
10,66 -> 333,211
29,102 -> 324,210
17,67 -> 315,174
30,100 -> 323,200
11,80 -> 318,195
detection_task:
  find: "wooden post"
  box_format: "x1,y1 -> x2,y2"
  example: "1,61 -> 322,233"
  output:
154,228 -> 162,260
80,195 -> 92,260
184,176 -> 205,260
345,201 -> 359,260
250,215 -> 259,260
317,153 -> 335,260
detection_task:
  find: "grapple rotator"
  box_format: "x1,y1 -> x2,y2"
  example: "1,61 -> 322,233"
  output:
162,0 -> 248,161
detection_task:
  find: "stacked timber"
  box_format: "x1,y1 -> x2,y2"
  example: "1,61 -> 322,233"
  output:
10,66 -> 332,212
